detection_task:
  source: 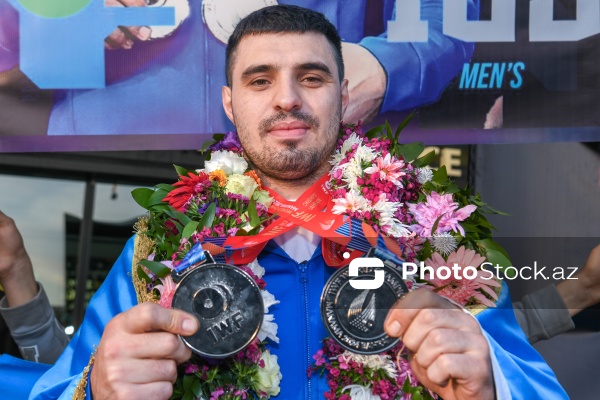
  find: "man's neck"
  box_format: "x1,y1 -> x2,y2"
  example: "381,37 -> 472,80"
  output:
259,164 -> 331,201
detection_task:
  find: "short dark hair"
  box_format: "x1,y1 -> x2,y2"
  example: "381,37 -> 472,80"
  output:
225,5 -> 344,86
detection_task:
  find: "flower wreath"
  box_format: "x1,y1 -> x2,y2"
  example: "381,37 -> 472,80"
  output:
131,116 -> 508,400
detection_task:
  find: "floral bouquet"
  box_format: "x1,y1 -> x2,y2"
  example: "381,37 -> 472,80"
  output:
131,137 -> 283,400
309,117 -> 511,399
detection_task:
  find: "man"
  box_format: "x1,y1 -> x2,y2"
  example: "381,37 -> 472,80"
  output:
31,6 -> 566,399
0,211 -> 69,398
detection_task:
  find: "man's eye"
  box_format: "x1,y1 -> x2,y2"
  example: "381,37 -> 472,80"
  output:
251,79 -> 269,86
303,76 -> 322,83
302,76 -> 324,86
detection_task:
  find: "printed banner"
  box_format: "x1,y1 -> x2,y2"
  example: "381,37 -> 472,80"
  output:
0,0 -> 599,152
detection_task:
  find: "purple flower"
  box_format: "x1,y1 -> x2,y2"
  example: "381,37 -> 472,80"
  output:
408,192 -> 477,237
209,131 -> 243,153
184,363 -> 199,374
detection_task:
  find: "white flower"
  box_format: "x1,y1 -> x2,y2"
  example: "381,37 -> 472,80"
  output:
204,150 -> 248,175
417,167 -> 433,184
338,351 -> 397,379
430,232 -> 458,256
353,144 -> 377,165
339,132 -> 363,156
342,158 -> 364,191
253,189 -> 274,208
261,290 -> 279,313
258,291 -> 280,342
332,192 -> 368,215
342,385 -> 381,400
225,174 -> 258,199
247,259 -> 265,279
371,194 -> 410,237
255,351 -> 282,396
258,313 -> 280,343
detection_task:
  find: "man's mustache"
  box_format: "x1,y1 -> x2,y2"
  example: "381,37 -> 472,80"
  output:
259,110 -> 320,134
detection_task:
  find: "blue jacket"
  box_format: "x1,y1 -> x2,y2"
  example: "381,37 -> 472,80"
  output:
30,236 -> 567,399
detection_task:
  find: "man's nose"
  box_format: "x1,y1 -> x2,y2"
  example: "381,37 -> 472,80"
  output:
272,79 -> 302,112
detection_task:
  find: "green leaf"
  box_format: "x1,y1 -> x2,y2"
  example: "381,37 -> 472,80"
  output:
131,188 -> 154,209
155,183 -> 174,191
165,208 -> 192,227
413,150 -> 435,168
190,379 -> 201,397
247,198 -> 260,228
430,214 -> 444,235
136,266 -> 151,283
148,203 -> 171,213
139,260 -> 171,278
182,374 -> 194,390
477,238 -> 511,259
181,220 -> 199,240
385,120 -> 393,139
148,188 -> 169,207
432,165 -> 448,184
485,249 -> 515,278
198,202 -> 216,229
397,142 -> 425,163
174,164 -> 191,177
364,124 -> 383,139
460,222 -> 483,234
393,110 -> 416,140
476,239 -> 514,278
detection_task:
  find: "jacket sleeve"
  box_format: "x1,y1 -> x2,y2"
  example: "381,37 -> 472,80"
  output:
0,283 -> 69,364
359,0 -> 479,113
477,282 -> 569,399
512,284 -> 574,344
29,236 -> 139,400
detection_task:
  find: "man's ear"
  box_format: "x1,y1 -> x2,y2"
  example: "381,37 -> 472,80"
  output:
222,85 -> 234,123
340,78 -> 349,117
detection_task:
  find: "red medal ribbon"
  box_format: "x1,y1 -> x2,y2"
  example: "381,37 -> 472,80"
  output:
213,173 -> 396,266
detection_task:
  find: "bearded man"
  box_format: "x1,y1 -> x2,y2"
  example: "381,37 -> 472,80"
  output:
31,6 -> 567,400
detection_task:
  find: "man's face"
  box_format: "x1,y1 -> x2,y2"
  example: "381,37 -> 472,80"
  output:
222,32 -> 349,182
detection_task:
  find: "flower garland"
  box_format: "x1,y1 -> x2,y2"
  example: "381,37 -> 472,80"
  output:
310,120 -> 506,399
132,135 -> 283,400
131,118 -> 508,400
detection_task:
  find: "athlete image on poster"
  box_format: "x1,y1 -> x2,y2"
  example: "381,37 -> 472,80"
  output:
0,0 -> 599,151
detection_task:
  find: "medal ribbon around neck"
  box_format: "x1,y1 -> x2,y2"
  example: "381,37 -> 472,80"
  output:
194,173 -> 404,267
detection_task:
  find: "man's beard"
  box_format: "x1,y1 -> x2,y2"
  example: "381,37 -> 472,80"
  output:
235,109 -> 340,182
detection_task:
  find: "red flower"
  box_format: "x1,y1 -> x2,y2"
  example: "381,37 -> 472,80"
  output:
163,172 -> 210,211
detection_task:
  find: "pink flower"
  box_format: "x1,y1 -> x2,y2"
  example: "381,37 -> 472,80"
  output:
154,275 -> 177,308
364,153 -> 406,186
424,247 -> 500,307
331,191 -> 366,215
407,192 -> 476,237
185,364 -> 199,374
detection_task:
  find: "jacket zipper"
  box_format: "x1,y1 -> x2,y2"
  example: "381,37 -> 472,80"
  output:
298,260 -> 311,399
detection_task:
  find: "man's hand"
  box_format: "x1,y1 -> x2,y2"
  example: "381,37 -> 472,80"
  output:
0,210 -> 37,307
557,244 -> 600,316
384,289 -> 495,400
91,302 -> 199,400
104,0 -> 152,50
341,42 -> 386,124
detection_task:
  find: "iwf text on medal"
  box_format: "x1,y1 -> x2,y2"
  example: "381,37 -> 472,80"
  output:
401,262 -> 579,281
